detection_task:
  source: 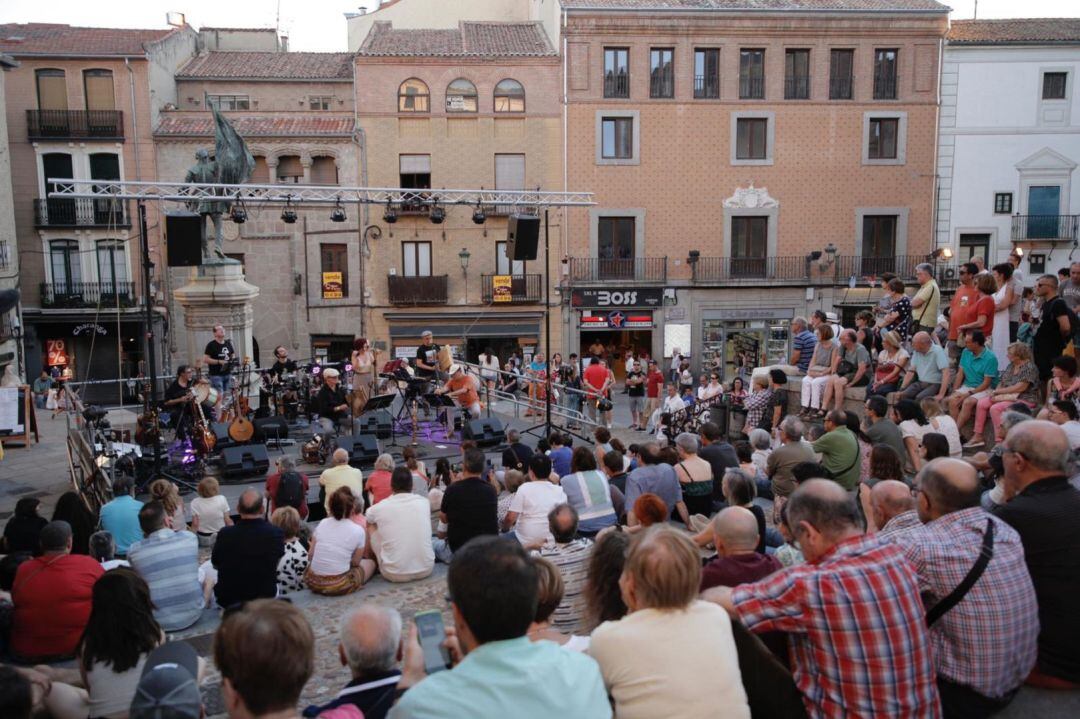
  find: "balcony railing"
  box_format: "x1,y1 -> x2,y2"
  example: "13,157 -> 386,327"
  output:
27,109 -> 124,140
691,255 -> 959,287
569,257 -> 667,284
694,75 -> 719,99
603,73 -> 630,98
0,242 -> 10,271
481,274 -> 542,304
1011,214 -> 1080,242
649,76 -> 674,98
40,281 -> 136,309
387,274 -> 448,305
34,198 -> 130,228
829,76 -> 854,100
873,75 -> 898,100
784,76 -> 810,100
739,76 -> 765,99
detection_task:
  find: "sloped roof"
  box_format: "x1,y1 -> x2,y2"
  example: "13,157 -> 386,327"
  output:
178,52 -> 355,80
358,21 -> 556,57
947,18 -> 1080,45
559,0 -> 947,11
154,114 -> 355,137
0,23 -> 177,56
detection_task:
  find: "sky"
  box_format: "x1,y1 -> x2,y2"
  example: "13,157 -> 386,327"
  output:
0,0 -> 1078,51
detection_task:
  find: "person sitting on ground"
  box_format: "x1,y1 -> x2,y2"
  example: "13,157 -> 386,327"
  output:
1045,399 -> 1080,449
1,498 -> 47,556
672,432 -> 715,518
866,479 -> 921,537
548,432 -> 573,477
866,444 -> 906,486
127,641 -> 204,719
214,599 -> 315,719
748,428 -> 772,477
560,447 -> 618,537
501,429 -> 533,472
148,479 -> 186,531
365,466 -> 435,583
966,341 -> 1039,449
504,455 -> 568,546
766,416 -> 815,512
890,458 -> 1038,716
812,410 -> 862,492
535,504 -> 593,635
211,489 -> 285,608
994,420 -> 1080,689
265,456 -> 310,520
601,450 -> 629,500
88,530 -> 128,570
700,507 -> 782,592
127,501 -> 204,632
270,507 -> 309,596
190,476 -> 233,547
98,476 -> 144,557
582,529 -> 630,634
919,432 -> 952,464
51,492 -> 97,556
773,503 -> 804,568
319,448 -> 364,515
625,442 -> 691,527
527,557 -> 591,652
630,493 -> 669,530
366,454 -> 397,507
948,329 -> 999,436
799,324 -> 838,420
593,426 -> 615,468
38,569 -> 164,719
306,487 -> 369,596
401,446 -> 429,495
867,330 -> 909,398
391,537 -> 610,719
433,448 -> 498,564
304,605 -> 403,719
698,421 -> 739,483
496,469 -> 525,527
10,521 -> 103,661
704,480 -> 941,718
1039,355 -> 1080,419
590,526 -> 750,719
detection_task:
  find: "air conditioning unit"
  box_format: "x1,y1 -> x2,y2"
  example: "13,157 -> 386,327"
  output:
944,267 -> 957,280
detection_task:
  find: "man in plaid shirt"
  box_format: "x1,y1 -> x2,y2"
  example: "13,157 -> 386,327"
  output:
889,458 -> 1037,717
704,480 -> 941,718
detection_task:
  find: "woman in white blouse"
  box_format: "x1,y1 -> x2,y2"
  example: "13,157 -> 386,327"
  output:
478,347 -> 500,392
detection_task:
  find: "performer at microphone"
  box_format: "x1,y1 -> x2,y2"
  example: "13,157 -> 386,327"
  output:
435,364 -> 482,422
350,337 -> 377,404
414,330 -> 440,382
202,324 -> 236,419
314,367 -> 353,435
269,345 -> 297,380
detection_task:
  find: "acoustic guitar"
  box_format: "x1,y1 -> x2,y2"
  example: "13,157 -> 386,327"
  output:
227,357 -> 255,442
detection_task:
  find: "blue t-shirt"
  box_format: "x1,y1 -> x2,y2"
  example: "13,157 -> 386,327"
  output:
792,330 -> 817,373
549,446 -> 573,477
99,495 -> 145,556
959,348 -> 999,389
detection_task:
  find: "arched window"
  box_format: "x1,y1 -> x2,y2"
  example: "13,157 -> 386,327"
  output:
311,156 -> 338,185
445,78 -> 478,113
494,79 -> 525,113
250,156 -> 270,184
398,78 -> 430,112
277,155 -> 303,184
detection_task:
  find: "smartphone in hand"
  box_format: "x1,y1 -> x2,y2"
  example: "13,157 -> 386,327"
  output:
414,610 -> 451,674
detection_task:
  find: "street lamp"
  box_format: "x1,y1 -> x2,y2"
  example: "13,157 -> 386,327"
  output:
459,247 -> 471,304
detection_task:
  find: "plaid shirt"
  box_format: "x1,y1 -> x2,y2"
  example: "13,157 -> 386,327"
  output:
891,507 -> 1038,698
877,509 -> 923,542
732,534 -> 941,719
743,387 -> 772,429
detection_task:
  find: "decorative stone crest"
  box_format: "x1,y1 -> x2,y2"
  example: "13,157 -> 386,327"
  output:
722,183 -> 779,209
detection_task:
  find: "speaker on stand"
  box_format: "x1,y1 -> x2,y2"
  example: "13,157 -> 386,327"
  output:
506,214 -> 540,261
165,211 -> 204,267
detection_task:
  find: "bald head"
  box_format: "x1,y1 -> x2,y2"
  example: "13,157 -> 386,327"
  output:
787,479 -> 861,540
711,506 -> 760,556
339,605 -> 402,677
917,458 -> 980,520
1006,420 -> 1070,474
870,480 -> 915,530
911,332 -> 931,352
237,488 -> 264,516
332,448 -> 350,466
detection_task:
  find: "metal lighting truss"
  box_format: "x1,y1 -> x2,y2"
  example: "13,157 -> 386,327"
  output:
46,178 -> 594,208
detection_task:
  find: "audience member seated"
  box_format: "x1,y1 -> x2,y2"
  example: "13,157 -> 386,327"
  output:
495,469 -> 524,527
11,521 -> 103,661
504,455 -> 567,545
0,666 -> 34,719
699,422 -> 739,482
892,458 -> 1038,717
631,493 -> 668,529
51,492 -> 97,556
433,448 -> 498,564
966,342 -> 1039,449
799,324 -> 838,420
994,421 -> 1080,689
821,329 -> 871,413
559,447 -> 618,538
773,504 -> 804,567
1039,355 -> 1080,419
700,507 -> 782,592
535,504 -> 593,634
365,454 -> 397,507
919,433 -> 951,464
365,467 -> 435,583
265,456 -> 310,520
501,428 -> 533,472
812,410 -> 862,491
127,501 -> 204,632
548,432 -> 573,477
625,442 -> 690,526
600,450 -> 629,499
148,479 -> 186,531
583,529 -> 630,633
190,477 -> 233,547
920,398 -> 963,458
948,330 -> 999,435
590,526 -> 750,719
866,444 -> 906,486
704,480 -> 941,718
306,487 -> 369,596
671,433 -> 715,517
270,507 -> 309,596
900,332 -> 951,401
39,569 -> 164,719
767,417 -> 816,518
866,479 -> 921,537
304,605 -> 403,719
98,476 -> 144,557
748,429 -> 772,475
867,330 -> 909,398
1046,400 -> 1080,449
214,599 -> 314,719
391,537 -> 610,718
1,498 -> 47,555
88,531 -> 128,570
527,557 -> 590,652
896,398 -> 965,473
320,448 -> 364,515
864,395 -> 908,470
127,641 -> 203,719
212,489 -> 285,608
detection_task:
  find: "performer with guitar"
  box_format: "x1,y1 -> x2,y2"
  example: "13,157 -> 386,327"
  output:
202,324 -> 236,419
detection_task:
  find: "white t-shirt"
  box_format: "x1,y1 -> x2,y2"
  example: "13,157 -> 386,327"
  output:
1062,421 -> 1080,450
310,517 -> 366,576
190,495 -> 230,534
365,493 -> 435,577
509,481 -> 568,545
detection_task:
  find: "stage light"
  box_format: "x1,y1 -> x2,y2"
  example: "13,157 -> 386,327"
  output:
330,199 -> 346,223
383,200 -> 397,224
430,202 -> 445,225
230,205 -> 247,223
472,206 -> 486,225
281,196 -> 297,224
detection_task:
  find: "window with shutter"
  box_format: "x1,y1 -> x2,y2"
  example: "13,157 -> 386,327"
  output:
36,69 -> 67,110
311,157 -> 338,185
83,69 -> 115,111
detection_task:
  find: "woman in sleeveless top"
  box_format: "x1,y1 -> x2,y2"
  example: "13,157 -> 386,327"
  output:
350,337 -> 376,407
673,432 -> 714,517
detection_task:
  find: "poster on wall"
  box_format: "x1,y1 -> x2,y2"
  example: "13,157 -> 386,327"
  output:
492,275 -> 512,303
46,339 -> 69,367
664,324 -> 691,360
321,272 -> 343,299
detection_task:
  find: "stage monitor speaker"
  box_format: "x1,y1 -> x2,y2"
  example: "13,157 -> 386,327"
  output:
165,211 -> 203,267
211,422 -> 237,451
506,214 -> 540,261
338,434 -> 380,469
253,416 -> 289,444
221,443 -> 270,480
462,417 -> 506,448
356,410 -> 392,439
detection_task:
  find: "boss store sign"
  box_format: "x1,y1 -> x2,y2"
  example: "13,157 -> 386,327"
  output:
571,288 -> 663,309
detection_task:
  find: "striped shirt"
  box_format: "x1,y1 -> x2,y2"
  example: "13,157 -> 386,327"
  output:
128,529 -> 204,631
792,330 -> 817,373
536,538 -> 594,634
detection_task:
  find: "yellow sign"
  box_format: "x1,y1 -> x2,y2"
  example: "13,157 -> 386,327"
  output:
492,275 -> 513,303
321,271 -> 343,299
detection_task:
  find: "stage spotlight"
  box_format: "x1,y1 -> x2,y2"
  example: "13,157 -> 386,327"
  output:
430,203 -> 446,224
383,200 -> 398,224
330,199 -> 346,223
472,202 -> 486,225
230,205 -> 247,223
281,196 -> 297,224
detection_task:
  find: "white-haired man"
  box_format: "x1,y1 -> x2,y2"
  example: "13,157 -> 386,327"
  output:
315,367 -> 353,435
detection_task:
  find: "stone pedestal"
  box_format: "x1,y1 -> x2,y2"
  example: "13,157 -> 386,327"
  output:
174,264 -> 260,371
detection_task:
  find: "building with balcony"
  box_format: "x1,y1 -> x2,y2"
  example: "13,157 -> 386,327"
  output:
1,54 -> 20,376
0,23 -> 197,400
937,18 -> 1080,282
561,0 -> 947,380
353,19 -> 562,363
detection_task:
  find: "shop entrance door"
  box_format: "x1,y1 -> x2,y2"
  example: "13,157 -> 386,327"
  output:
579,329 -> 653,383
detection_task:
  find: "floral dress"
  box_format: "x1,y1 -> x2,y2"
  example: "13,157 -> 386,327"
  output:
276,539 -> 309,595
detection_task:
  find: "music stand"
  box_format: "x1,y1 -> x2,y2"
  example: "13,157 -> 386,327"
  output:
423,393 -> 459,445
360,393 -> 399,445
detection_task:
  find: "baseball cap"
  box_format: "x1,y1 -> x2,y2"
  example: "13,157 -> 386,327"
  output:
129,641 -> 202,719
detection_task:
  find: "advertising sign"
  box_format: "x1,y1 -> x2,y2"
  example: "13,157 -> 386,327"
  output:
492,275 -> 513,303
571,288 -> 663,309
579,311 -> 654,329
46,339 -> 69,367
321,271 -> 343,299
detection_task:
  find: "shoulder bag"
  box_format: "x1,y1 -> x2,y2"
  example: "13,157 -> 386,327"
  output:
926,519 -> 994,626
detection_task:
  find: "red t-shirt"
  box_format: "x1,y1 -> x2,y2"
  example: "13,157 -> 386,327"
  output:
265,472 -> 311,519
365,469 -> 394,505
12,554 -> 103,660
948,285 -> 980,341
973,295 -> 996,336
583,363 -> 609,398
646,370 -> 665,398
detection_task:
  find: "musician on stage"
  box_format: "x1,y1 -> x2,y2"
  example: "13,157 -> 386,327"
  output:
350,337 -> 377,406
162,365 -> 210,440
260,345 -> 297,410
414,330 -> 440,381
314,367 -> 354,435
203,324 -> 236,418
435,364 -> 482,420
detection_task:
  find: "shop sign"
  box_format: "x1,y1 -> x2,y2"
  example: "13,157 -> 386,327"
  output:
580,311 -> 654,329
703,308 -> 794,321
46,339 -> 69,366
321,272 -> 343,299
492,275 -> 513,303
571,288 -> 663,309
73,322 -> 107,337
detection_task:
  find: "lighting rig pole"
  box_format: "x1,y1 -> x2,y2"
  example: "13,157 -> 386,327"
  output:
138,200 -> 162,479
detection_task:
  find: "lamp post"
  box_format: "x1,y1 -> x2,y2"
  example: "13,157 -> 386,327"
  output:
459,247 -> 471,304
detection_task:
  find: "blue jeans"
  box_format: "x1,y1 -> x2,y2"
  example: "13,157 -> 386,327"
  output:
209,374 -> 232,396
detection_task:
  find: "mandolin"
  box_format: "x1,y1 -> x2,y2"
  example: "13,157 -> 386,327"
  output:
228,357 -> 255,442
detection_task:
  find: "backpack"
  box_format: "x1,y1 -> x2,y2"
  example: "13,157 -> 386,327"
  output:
277,471 -> 305,510
1046,297 -> 1080,340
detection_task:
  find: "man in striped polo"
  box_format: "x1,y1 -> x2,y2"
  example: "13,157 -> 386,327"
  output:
128,500 -> 205,632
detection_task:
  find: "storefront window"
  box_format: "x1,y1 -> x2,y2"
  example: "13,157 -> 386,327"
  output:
701,319 -> 789,381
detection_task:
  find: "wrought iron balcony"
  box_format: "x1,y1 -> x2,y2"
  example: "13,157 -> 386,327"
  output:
649,75 -> 674,99
481,274 -> 542,304
873,75 -> 898,100
569,257 -> 667,284
694,75 -> 719,99
784,76 -> 811,100
739,77 -> 765,99
829,76 -> 854,100
27,109 -> 124,140
604,73 -> 630,98
690,255 -> 958,287
1011,214 -> 1080,242
387,274 -> 448,305
34,198 -> 130,228
40,281 -> 137,309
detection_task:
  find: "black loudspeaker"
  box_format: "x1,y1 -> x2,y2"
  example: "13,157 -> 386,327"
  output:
165,211 -> 203,267
356,411 -> 392,439
462,417 -> 506,448
506,214 -> 540,261
253,416 -> 289,444
337,434 -> 380,469
221,443 -> 270,480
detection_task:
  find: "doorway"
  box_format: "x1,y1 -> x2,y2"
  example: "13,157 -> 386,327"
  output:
1027,186 -> 1061,239
579,329 -> 653,382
